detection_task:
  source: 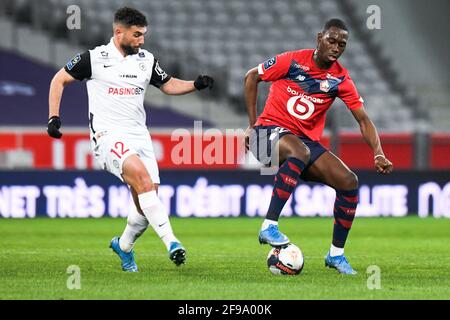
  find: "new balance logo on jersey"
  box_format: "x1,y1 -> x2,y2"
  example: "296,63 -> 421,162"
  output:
119,74 -> 138,79
107,87 -> 144,95
293,63 -> 310,72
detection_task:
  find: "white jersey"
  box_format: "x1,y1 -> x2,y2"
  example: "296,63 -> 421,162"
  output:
64,38 -> 171,137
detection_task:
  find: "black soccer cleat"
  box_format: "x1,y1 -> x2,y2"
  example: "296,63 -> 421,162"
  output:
168,242 -> 186,266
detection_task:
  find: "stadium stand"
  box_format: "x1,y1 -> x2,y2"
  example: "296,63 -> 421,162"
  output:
0,48 -> 211,127
0,0 -> 429,131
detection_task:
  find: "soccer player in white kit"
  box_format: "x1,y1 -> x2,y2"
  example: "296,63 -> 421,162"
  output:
47,7 -> 214,272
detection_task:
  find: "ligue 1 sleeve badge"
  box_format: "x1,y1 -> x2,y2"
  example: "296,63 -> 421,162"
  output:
66,54 -> 81,71
319,79 -> 330,93
263,57 -> 277,70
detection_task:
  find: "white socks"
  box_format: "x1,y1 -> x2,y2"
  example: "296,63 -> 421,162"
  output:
119,209 -> 149,253
330,244 -> 344,257
138,190 -> 179,250
119,210 -> 148,252
261,219 -> 278,231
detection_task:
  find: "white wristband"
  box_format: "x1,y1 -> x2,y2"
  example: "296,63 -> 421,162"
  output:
374,154 -> 385,160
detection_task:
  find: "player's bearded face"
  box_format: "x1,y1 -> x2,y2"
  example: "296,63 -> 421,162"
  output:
317,27 -> 348,64
118,25 -> 147,55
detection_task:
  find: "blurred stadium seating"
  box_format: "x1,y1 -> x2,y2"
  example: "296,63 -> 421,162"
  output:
1,0 -> 424,131
0,48 -> 210,127
0,0 -> 449,221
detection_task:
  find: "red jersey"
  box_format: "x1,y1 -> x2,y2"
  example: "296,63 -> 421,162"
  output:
256,49 -> 363,141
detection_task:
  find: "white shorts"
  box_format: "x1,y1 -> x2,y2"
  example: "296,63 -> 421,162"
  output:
91,130 -> 160,184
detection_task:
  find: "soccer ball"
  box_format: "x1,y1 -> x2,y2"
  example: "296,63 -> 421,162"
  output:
267,243 -> 304,275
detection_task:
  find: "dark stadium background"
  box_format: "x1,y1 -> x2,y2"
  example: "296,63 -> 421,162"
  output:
1,0 -> 449,218
0,0 -> 449,301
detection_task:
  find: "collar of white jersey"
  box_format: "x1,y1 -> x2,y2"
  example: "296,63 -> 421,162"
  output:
107,38 -> 146,60
107,37 -> 128,60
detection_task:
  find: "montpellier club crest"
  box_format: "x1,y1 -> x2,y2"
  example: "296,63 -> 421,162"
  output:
139,63 -> 147,71
319,80 -> 330,93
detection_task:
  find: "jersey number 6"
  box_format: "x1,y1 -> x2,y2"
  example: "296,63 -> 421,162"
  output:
287,96 -> 315,120
110,141 -> 130,159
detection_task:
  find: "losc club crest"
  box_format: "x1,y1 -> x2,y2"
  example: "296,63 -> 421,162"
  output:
319,80 -> 330,93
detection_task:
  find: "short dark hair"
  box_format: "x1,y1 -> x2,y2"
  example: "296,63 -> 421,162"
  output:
323,18 -> 348,32
114,7 -> 147,27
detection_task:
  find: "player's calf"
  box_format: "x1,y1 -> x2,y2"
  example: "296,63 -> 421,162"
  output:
332,189 -> 358,248
259,157 -> 306,246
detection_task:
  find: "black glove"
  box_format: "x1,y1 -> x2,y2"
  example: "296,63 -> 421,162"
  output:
47,116 -> 62,139
194,75 -> 214,90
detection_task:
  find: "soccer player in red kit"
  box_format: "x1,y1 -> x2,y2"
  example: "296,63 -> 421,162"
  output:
244,19 -> 393,274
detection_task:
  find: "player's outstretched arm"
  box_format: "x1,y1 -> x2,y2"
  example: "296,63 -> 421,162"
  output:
351,106 -> 394,174
243,67 -> 262,150
47,68 -> 76,139
160,75 -> 213,95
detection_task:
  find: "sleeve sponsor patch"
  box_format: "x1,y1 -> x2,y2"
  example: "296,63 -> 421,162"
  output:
66,54 -> 81,71
154,61 -> 168,81
263,57 -> 277,70
150,59 -> 171,88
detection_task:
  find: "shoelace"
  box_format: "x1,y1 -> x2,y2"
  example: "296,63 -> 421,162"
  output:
336,256 -> 352,271
122,252 -> 135,265
269,226 -> 288,240
268,225 -> 280,237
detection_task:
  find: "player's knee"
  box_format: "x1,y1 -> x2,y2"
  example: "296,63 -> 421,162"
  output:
343,171 -> 358,190
289,147 -> 310,164
122,161 -> 155,193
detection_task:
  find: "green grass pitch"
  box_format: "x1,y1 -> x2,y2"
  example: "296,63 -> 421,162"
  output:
1,217 -> 449,300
